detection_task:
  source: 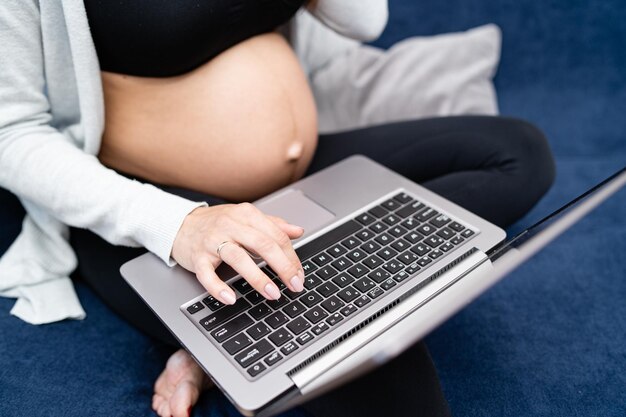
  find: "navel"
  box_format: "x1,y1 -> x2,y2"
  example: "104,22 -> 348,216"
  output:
286,141 -> 304,162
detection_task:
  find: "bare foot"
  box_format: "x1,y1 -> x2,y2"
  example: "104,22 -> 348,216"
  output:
152,349 -> 213,417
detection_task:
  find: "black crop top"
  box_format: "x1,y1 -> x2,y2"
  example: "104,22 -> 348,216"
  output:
84,0 -> 306,77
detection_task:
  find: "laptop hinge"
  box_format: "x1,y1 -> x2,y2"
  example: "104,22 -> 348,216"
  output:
289,249 -> 490,392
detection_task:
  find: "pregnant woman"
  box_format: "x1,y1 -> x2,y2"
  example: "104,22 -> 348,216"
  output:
0,1 -> 555,416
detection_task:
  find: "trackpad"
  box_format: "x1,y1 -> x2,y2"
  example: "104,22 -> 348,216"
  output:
255,189 -> 335,235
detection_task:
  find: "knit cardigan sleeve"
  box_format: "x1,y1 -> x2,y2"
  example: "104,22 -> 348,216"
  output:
307,0 -> 389,41
0,0 -> 205,265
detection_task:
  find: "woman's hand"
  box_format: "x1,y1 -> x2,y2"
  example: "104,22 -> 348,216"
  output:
172,203 -> 305,305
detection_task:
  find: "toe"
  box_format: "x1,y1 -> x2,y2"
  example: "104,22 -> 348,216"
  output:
170,379 -> 200,417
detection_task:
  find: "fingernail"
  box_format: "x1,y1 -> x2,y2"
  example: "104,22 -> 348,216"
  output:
264,282 -> 281,300
219,290 -> 237,305
290,273 -> 304,292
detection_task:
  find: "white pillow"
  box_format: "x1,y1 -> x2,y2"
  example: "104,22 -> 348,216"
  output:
306,24 -> 502,133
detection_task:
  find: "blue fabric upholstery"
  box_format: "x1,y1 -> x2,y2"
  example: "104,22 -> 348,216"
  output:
1,0 -> 624,415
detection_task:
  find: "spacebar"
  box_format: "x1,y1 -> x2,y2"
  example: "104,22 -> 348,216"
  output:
295,220 -> 361,261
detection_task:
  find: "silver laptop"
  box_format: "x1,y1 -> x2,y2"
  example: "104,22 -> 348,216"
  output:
120,155 -> 625,416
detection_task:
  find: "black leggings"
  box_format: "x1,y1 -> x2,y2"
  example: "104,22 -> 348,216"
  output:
70,116 -> 555,417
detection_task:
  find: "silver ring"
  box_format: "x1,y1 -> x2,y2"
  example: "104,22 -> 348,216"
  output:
216,241 -> 236,260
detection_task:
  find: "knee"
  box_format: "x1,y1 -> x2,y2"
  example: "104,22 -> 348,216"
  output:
499,117 -> 556,201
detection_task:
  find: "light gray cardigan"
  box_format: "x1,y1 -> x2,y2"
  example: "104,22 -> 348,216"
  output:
0,0 -> 387,324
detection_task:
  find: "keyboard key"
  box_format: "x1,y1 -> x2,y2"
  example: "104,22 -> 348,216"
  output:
206,299 -> 224,311
346,248 -> 367,263
430,214 -> 451,228
327,244 -> 347,258
321,296 -> 344,313
355,229 -> 375,241
340,304 -> 358,317
312,322 -> 330,335
368,268 -> 391,283
404,231 -> 424,245
436,227 -> 455,240
429,249 -> 444,259
301,260 -> 317,275
262,266 -> 277,278
416,224 -> 436,236
284,288 -> 305,300
287,316 -> 311,335
317,282 -> 340,297
247,362 -> 266,377
448,221 -> 465,232
354,295 -> 371,308
417,257 -> 432,267
337,286 -> 359,303
383,260 -> 403,274
266,296 -> 290,310
264,351 -> 283,366
326,313 -> 344,326
424,236 -> 445,248
410,243 -> 430,256
391,239 -> 410,252
295,331 -> 314,345
312,253 -> 332,267
199,300 -> 251,332
369,222 -> 388,234
341,237 -> 360,250
361,240 -> 382,254
283,300 -> 306,318
376,247 -> 398,261
388,225 -> 408,238
316,265 -> 338,280
362,255 -> 383,269
368,205 -> 388,218
304,275 -> 323,290
401,217 -> 419,230
415,207 -> 438,222
394,270 -> 411,283
450,235 -> 465,245
304,306 -> 328,324
461,229 -> 475,238
265,311 -> 289,329
355,212 -> 376,226
367,287 -> 384,299
396,201 -> 424,218
374,233 -> 393,245
235,340 -> 274,367
300,291 -> 324,307
382,214 -> 401,226
397,251 -> 418,265
347,264 -> 368,278
381,278 -> 396,291
381,198 -> 401,211
280,341 -> 299,356
245,291 -> 264,305
272,278 -> 287,291
246,322 -> 271,340
405,263 -> 421,275
211,313 -> 254,343
268,328 -> 293,347
202,294 -> 216,307
186,302 -> 205,315
331,257 -> 353,271
332,273 -> 354,288
248,303 -> 272,320
223,332 -> 252,355
393,192 -> 414,204
232,279 -> 253,295
353,277 -> 376,293
440,242 -> 455,252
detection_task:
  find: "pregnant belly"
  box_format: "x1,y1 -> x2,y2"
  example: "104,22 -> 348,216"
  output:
98,33 -> 318,201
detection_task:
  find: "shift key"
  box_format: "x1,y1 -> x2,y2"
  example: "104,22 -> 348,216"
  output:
235,339 -> 274,368
199,299 -> 251,331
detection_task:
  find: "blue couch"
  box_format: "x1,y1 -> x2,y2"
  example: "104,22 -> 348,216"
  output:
1,0 -> 624,415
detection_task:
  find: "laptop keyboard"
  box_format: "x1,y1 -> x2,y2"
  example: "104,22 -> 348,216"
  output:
183,191 -> 477,379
